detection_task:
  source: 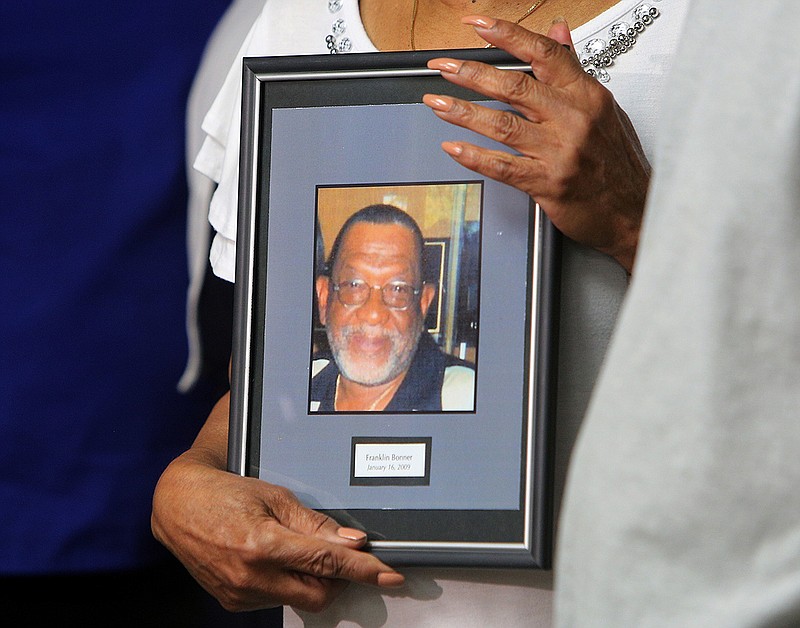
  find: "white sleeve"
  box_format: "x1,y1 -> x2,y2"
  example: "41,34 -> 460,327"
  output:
191,8 -> 262,283
180,0 -> 268,391
192,0 -> 334,283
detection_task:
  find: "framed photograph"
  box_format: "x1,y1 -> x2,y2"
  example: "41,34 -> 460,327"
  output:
229,48 -> 561,568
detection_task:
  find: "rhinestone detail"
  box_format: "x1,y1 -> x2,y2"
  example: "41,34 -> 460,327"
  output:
322,0 -> 664,69
326,0 -> 347,54
332,18 -> 346,36
580,2 -> 662,82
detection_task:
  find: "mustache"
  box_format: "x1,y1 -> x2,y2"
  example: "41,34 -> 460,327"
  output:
338,325 -> 400,342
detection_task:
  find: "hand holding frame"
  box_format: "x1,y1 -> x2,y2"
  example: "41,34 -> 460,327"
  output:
151,392 -> 404,612
423,17 -> 649,273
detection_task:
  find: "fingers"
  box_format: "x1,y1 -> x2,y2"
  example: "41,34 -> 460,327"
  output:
424,21 -> 584,121
460,15 -> 585,87
211,555 -> 350,613
254,483 -> 405,586
164,469 -> 404,614
253,530 -> 402,612
261,483 -> 367,547
422,92 -> 545,153
546,17 -> 576,53
426,56 -> 546,121
233,520 -> 403,613
423,17 -> 591,164
438,140 -> 543,196
284,533 -> 403,589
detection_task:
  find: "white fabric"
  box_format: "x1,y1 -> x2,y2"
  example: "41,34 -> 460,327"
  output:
194,0 -> 687,283
440,365 -> 475,411
555,1 -> 800,626
180,0 -> 267,391
187,0 -> 690,625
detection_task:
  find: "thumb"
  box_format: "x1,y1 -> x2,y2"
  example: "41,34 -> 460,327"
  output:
268,486 -> 369,548
547,17 -> 576,56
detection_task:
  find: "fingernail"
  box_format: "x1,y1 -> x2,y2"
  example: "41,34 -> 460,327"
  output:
427,58 -> 463,74
377,572 -> 406,588
441,141 -> 464,157
461,14 -> 496,29
337,527 -> 367,541
552,16 -> 566,24
422,94 -> 454,112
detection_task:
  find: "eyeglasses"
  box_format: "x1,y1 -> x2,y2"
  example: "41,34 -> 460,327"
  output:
331,279 -> 421,310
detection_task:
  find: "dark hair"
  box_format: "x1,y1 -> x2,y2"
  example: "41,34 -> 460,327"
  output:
323,204 -> 425,278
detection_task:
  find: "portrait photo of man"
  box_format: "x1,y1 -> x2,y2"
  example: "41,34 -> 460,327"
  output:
309,187 -> 479,414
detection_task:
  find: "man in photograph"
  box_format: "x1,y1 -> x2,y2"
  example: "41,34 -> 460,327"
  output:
310,204 -> 475,413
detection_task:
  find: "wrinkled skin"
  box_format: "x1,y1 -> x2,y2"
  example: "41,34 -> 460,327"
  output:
151,392 -> 404,613
152,15 -> 651,615
423,17 -> 649,272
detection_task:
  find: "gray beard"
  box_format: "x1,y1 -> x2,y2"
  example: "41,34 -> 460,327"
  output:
327,320 -> 423,387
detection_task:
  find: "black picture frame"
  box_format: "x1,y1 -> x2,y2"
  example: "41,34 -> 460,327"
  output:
229,48 -> 561,568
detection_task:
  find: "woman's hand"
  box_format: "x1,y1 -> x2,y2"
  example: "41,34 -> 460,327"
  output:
151,392 -> 404,613
423,17 -> 649,273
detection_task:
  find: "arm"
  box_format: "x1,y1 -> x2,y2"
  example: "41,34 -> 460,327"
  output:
151,391 -> 404,613
423,17 -> 648,273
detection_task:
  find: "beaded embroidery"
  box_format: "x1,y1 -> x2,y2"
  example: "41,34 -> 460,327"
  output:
325,0 -> 351,53
325,0 -> 663,82
579,0 -> 662,82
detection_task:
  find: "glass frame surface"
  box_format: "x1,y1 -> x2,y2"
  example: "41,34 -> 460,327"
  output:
229,49 -> 561,568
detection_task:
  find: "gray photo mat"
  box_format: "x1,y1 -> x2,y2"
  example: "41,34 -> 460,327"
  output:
257,102 -> 536,511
